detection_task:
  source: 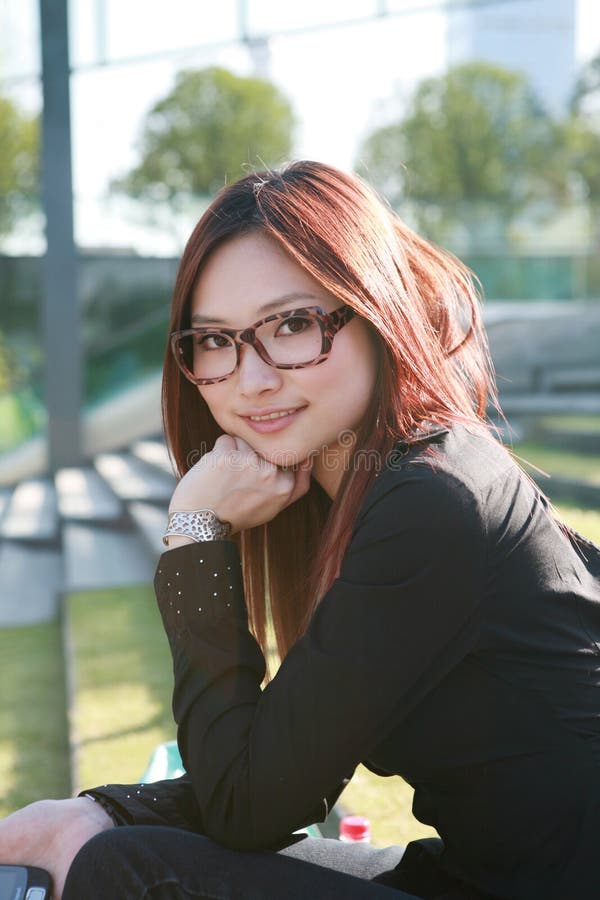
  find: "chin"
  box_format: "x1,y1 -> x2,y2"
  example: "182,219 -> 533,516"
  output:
244,433 -> 311,465
260,446 -> 312,469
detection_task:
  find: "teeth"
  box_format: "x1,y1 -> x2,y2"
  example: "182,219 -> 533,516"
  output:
249,409 -> 296,422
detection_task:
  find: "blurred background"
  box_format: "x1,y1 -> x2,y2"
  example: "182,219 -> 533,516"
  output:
1,0 -> 599,846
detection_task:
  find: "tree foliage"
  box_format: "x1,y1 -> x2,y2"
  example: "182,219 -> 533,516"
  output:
357,62 -> 560,247
561,117 -> 600,207
565,50 -> 600,234
570,51 -> 600,116
114,66 -> 295,202
0,95 -> 39,235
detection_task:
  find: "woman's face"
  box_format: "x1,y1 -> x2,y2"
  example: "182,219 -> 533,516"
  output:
190,231 -> 378,497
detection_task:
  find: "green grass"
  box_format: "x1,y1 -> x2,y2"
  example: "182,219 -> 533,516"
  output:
66,585 -> 175,793
341,767 -> 437,847
0,395 -> 27,453
511,442 -> 600,485
0,391 -> 44,453
537,415 -> 600,434
554,504 -> 600,545
0,621 -> 71,817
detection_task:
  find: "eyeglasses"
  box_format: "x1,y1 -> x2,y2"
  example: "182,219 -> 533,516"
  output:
171,304 -> 356,385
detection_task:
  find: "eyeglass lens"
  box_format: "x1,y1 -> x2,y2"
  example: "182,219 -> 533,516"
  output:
175,313 -> 323,381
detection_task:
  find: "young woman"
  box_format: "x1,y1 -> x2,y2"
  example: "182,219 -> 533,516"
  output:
1,161 -> 599,899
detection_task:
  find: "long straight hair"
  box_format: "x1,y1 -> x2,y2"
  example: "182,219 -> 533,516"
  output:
161,161 -> 500,664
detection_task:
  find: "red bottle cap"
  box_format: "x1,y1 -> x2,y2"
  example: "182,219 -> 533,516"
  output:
339,815 -> 371,841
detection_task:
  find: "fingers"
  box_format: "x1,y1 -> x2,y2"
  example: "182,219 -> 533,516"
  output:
229,436 -> 313,500
214,434 -> 263,465
227,434 -> 256,458
212,433 -> 238,454
228,435 -> 279,474
180,433 -> 314,530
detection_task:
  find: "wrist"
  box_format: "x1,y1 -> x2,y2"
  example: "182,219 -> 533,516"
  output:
163,508 -> 232,546
78,796 -> 115,830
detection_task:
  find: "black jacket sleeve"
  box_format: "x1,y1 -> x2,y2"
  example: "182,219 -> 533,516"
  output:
83,464 -> 485,850
82,774 -> 201,829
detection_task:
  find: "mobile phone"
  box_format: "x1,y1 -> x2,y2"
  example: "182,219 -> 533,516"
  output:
0,866 -> 52,900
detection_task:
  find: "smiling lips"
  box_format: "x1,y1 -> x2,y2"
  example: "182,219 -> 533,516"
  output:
247,408 -> 300,422
241,406 -> 306,432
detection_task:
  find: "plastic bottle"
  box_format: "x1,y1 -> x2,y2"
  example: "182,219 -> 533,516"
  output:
339,814 -> 371,843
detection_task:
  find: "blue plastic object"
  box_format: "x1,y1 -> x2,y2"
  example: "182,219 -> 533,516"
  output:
141,739 -> 185,782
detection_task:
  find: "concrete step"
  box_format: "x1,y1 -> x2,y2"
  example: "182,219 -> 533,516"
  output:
131,439 -> 176,477
497,394 -> 600,417
0,372 -> 163,488
83,371 -> 163,457
0,541 -> 61,625
0,478 -> 58,541
0,434 -> 45,489
537,367 -> 600,393
94,452 -> 175,503
62,522 -> 155,592
0,489 -> 11,524
128,500 -> 168,559
55,466 -> 123,522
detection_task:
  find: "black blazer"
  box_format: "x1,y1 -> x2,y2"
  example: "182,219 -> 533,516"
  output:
84,424 -> 600,900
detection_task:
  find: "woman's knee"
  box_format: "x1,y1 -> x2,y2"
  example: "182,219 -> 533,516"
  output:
63,826 -> 154,899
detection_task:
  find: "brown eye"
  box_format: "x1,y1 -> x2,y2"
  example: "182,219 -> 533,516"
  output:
276,316 -> 312,336
196,333 -> 231,350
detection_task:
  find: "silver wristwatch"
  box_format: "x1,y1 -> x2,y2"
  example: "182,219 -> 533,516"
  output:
162,508 -> 232,546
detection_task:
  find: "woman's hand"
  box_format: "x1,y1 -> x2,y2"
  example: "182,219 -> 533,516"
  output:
0,797 -> 113,900
168,435 -> 313,533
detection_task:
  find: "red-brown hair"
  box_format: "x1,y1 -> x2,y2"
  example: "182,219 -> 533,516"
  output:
162,161 -> 500,664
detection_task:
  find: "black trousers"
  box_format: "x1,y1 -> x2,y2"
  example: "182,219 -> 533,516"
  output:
62,827 -> 423,899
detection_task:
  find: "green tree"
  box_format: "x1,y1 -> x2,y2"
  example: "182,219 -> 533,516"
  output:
570,51 -> 600,117
566,51 -> 600,240
357,62 -> 561,249
114,66 -> 295,203
562,118 -> 600,243
0,95 -> 39,235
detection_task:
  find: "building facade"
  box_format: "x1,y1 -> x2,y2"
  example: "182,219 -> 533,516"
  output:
447,0 -> 577,115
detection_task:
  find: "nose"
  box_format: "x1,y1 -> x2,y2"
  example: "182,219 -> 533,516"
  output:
236,342 -> 283,395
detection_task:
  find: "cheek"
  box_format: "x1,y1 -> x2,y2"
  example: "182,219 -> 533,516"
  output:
324,335 -> 378,410
307,359 -> 376,435
197,385 -> 229,428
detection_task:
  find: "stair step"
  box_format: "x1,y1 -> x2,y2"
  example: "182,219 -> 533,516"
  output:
498,394 -> 600,416
131,440 -> 176,477
62,522 -> 155,592
0,489 -> 11,524
55,466 -> 123,522
95,452 -> 175,503
128,501 -> 168,558
0,541 -> 61,625
0,478 -> 58,541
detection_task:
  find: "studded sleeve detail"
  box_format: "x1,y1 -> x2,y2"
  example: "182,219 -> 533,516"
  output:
154,541 -> 247,644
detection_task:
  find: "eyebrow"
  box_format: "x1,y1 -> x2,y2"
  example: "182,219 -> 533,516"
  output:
190,292 -> 322,326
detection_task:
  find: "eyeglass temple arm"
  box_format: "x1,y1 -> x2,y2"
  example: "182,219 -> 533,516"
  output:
328,305 -> 356,332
